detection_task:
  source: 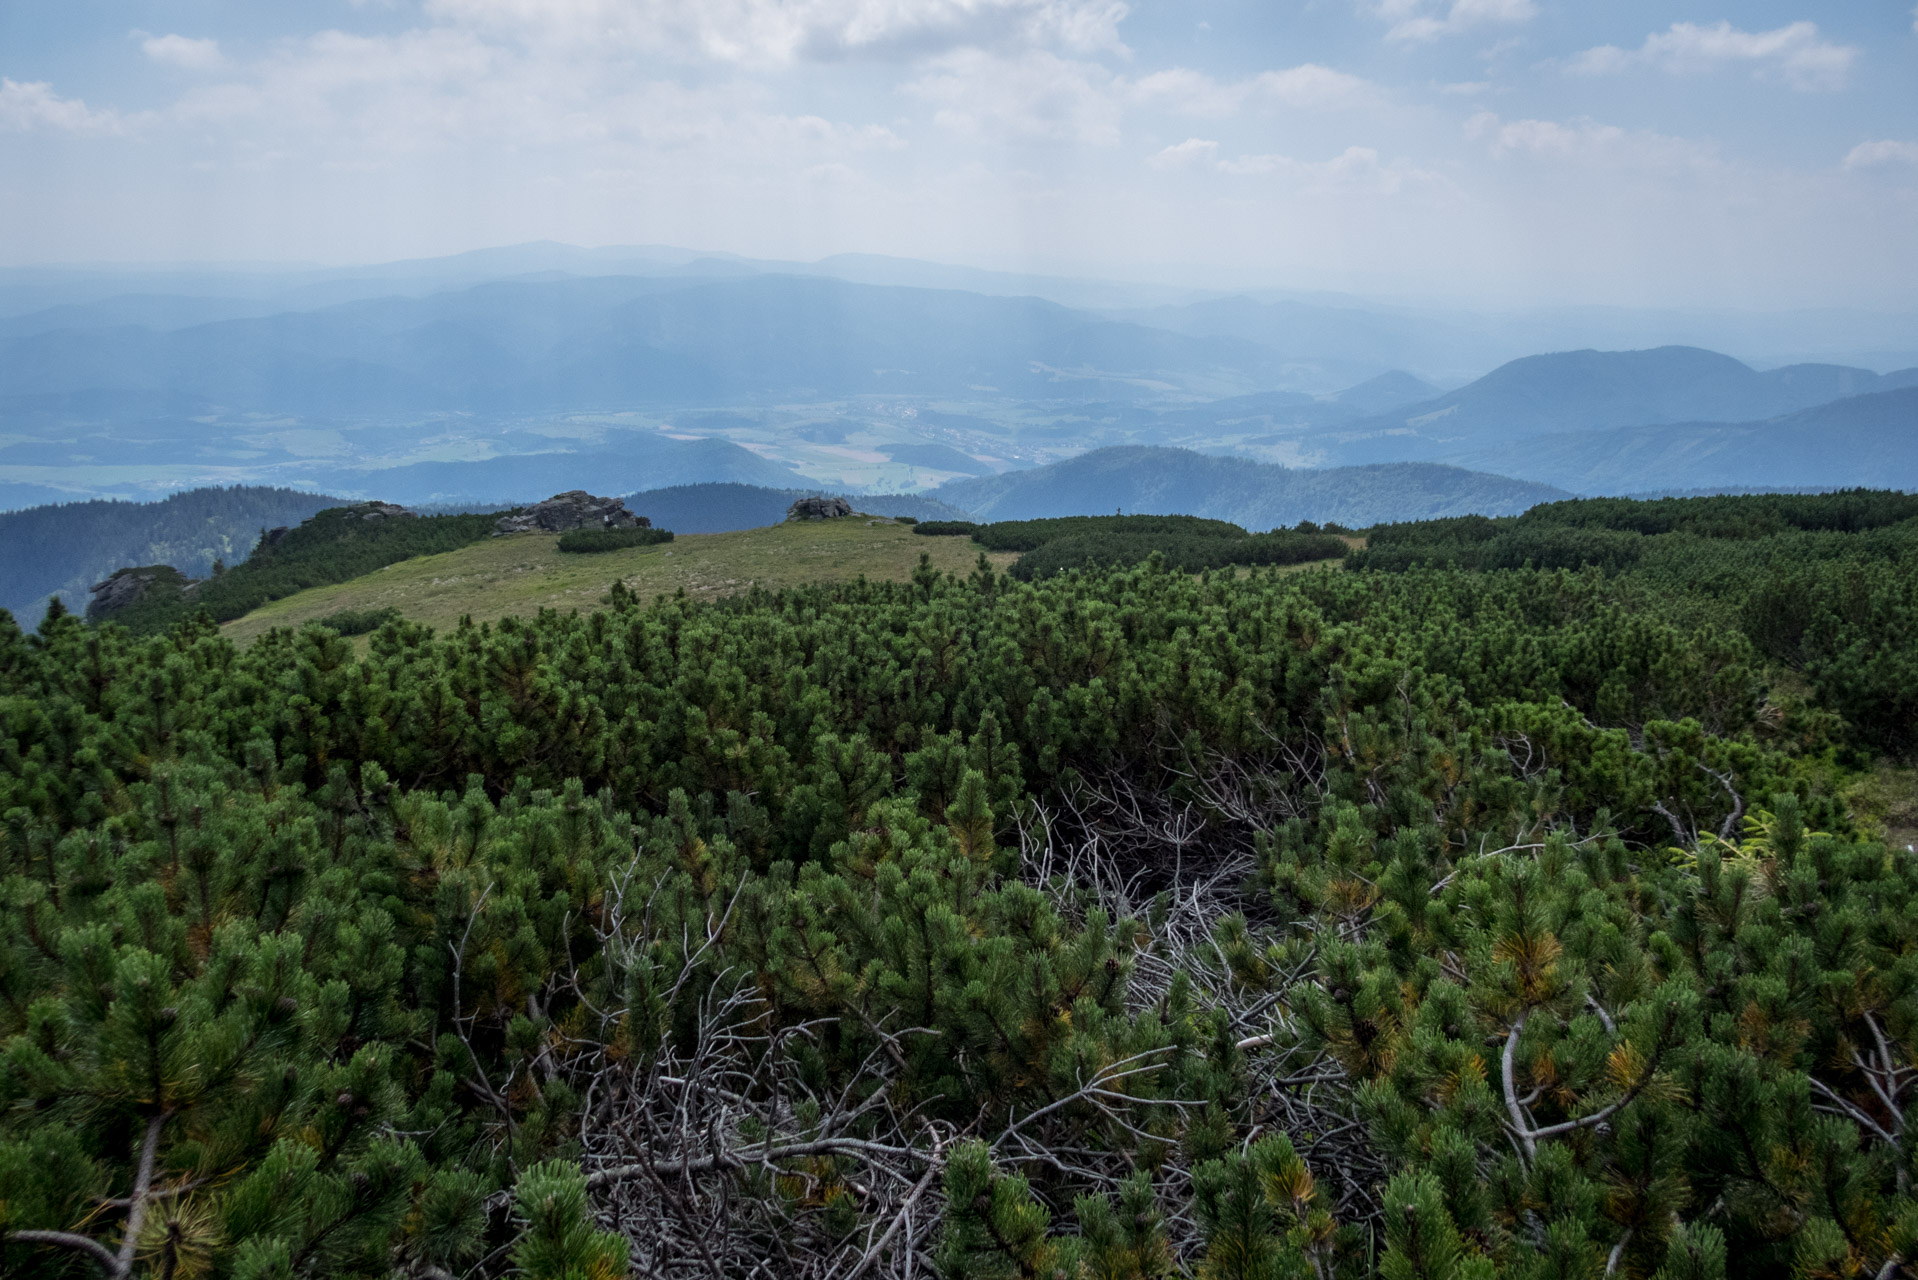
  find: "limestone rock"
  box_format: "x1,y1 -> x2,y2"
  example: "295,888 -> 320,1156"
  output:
495,491 -> 649,536
787,496 -> 854,521
86,565 -> 194,622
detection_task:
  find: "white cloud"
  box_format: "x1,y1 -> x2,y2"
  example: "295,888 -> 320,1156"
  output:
151,24 -> 909,172
1255,64 -> 1375,109
1131,63 -> 1374,115
1846,139 -> 1918,169
908,49 -> 1122,144
1467,111 -> 1617,156
1146,137 -> 1216,168
141,34 -> 227,71
913,56 -> 1373,149
1371,0 -> 1535,44
423,0 -> 1129,64
1152,139 -> 1440,195
1217,145 -> 1439,195
1569,21 -> 1856,92
1465,110 -> 1712,171
0,79 -> 129,134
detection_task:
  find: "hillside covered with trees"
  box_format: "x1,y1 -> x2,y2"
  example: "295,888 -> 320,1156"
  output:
101,504 -> 504,634
1,491 -> 1914,1279
0,486 -> 339,620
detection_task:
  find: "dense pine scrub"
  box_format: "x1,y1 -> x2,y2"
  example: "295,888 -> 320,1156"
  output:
913,513 -> 1348,580
108,507 -> 502,633
966,514 -> 1248,553
554,527 -> 675,554
1353,491 -> 1918,759
1007,529 -> 1349,580
1,492 -> 1915,1279
310,606 -> 404,636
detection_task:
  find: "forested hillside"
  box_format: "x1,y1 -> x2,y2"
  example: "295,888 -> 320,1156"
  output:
0,486 -> 339,619
103,504 -> 503,634
1,492 -> 1914,1279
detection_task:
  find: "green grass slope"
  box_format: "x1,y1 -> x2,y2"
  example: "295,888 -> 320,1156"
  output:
221,516 -> 1016,643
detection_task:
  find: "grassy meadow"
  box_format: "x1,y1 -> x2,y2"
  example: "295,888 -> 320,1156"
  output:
221,517 -> 1020,642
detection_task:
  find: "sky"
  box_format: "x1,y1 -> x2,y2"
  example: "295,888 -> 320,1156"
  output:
1,1 -> 1915,308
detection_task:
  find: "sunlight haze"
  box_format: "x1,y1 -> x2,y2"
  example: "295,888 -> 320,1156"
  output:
3,1 -> 1917,307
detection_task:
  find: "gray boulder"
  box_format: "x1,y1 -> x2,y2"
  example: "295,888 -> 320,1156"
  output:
348,501 -> 414,522
496,491 -> 649,536
86,565 -> 195,622
787,496 -> 854,521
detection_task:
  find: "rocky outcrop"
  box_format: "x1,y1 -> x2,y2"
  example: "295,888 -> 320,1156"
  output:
787,496 -> 853,521
495,491 -> 649,536
259,501 -> 411,552
347,501 -> 414,522
86,565 -> 195,622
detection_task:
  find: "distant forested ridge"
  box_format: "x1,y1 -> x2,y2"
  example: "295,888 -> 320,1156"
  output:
1,491 -> 1915,1279
933,446 -> 1568,525
0,485 -> 338,619
106,503 -> 501,633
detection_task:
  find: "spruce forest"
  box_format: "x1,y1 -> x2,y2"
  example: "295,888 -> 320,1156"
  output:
4,490 -> 1918,1280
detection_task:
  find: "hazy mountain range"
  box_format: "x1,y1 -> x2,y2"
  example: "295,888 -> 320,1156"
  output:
0,242 -> 1912,540
9,241 -> 1915,374
1443,386 -> 1918,494
1317,347 -> 1918,461
0,273 -> 1289,411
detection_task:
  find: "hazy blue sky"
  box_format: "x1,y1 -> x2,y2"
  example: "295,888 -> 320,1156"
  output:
2,1 -> 1915,307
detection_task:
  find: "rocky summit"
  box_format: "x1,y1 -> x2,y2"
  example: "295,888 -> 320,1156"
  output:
787,495 -> 853,520
495,491 -> 649,536
86,565 -> 194,621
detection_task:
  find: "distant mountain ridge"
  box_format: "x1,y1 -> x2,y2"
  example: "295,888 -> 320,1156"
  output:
3,241 -> 1913,515
0,274 -> 1293,412
1442,385 -> 1918,494
932,447 -> 1568,528
343,436 -> 803,506
1314,346 -> 1918,466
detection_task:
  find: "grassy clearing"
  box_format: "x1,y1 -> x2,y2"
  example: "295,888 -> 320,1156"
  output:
222,518 -> 1018,643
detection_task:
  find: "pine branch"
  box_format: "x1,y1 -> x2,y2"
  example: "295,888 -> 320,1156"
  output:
3,1229 -> 120,1274
841,1135 -> 946,1280
583,1136 -> 921,1185
113,1112 -> 166,1278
